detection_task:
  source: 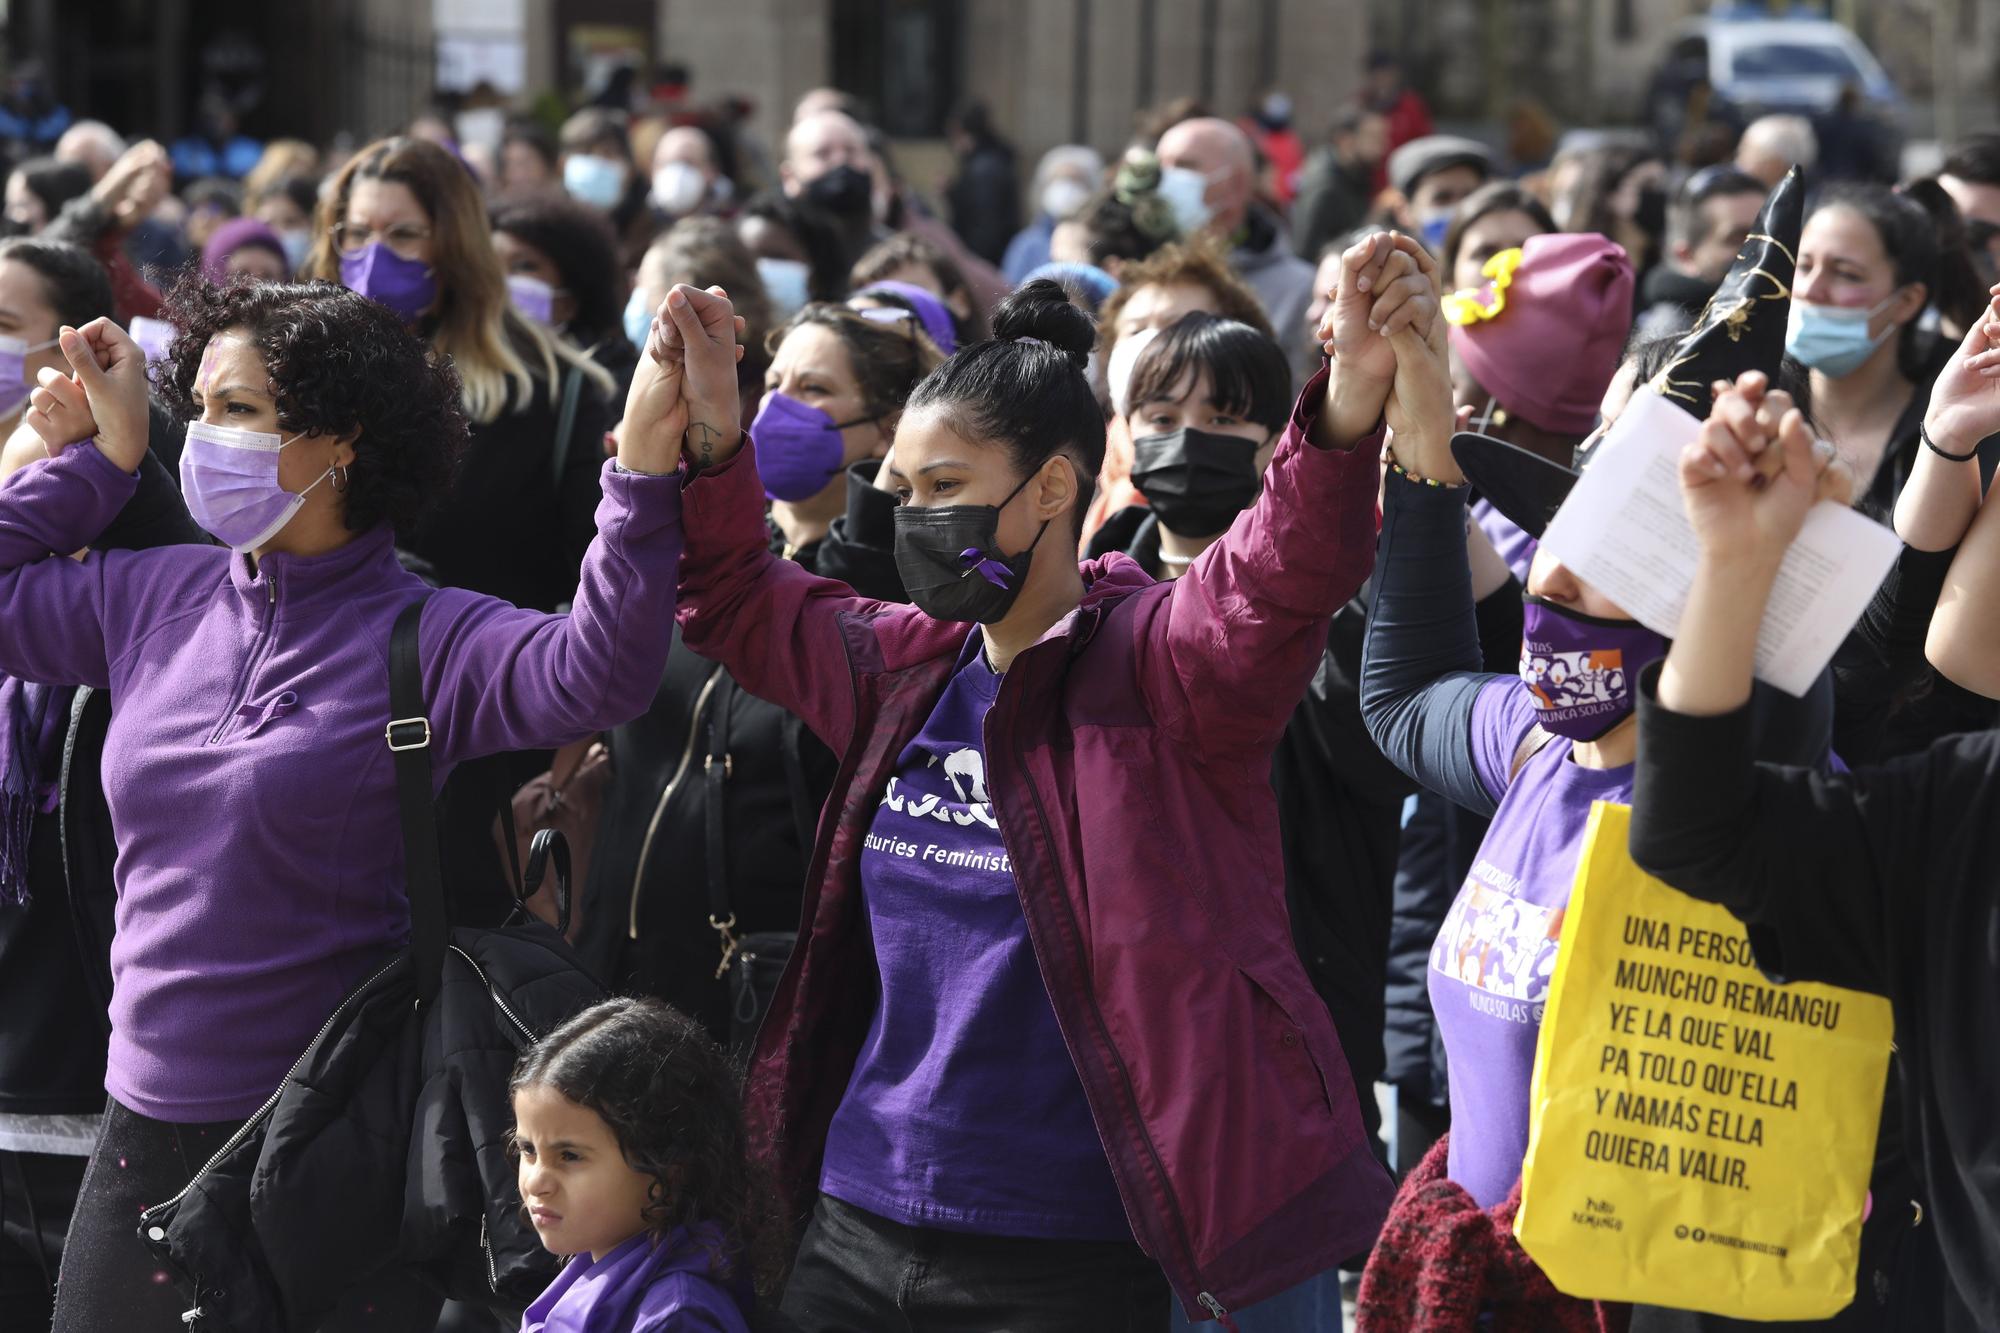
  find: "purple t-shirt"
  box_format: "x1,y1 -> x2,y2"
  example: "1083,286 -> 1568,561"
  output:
1471,497 -> 1538,585
1427,678 -> 1634,1208
819,632 -> 1129,1240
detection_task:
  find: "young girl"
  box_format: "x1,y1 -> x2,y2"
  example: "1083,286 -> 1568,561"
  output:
512,997 -> 775,1333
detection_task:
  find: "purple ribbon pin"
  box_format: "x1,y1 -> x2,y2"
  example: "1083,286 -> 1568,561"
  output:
959,548 -> 1012,588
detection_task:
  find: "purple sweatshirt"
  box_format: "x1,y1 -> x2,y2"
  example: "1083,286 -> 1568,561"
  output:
520,1228 -> 749,1333
0,445 -> 683,1122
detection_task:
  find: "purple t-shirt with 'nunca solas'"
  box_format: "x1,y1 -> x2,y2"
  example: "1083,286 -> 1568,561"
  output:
1427,678 -> 1634,1209
819,632 -> 1130,1241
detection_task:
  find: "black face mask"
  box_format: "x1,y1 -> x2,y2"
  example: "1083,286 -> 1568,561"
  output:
805,163 -> 873,218
893,470 -> 1048,624
1129,427 -> 1263,538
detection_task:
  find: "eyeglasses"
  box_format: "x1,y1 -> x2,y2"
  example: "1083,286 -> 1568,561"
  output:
330,221 -> 433,259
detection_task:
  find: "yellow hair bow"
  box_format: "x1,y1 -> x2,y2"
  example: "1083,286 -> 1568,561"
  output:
1441,247 -> 1524,326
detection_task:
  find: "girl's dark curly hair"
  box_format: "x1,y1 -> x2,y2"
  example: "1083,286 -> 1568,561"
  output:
510,997 -> 785,1303
155,274 -> 467,537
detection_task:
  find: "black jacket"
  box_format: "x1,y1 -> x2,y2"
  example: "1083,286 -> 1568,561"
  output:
141,925 -> 603,1330
1631,672 -> 1995,1332
578,463 -> 904,1038
404,363 -> 612,615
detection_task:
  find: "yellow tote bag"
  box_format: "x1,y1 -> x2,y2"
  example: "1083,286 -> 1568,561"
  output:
1514,802 -> 1893,1319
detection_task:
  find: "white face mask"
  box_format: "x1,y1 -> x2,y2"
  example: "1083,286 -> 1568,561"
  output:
650,161 -> 706,216
756,257 -> 812,319
1040,177 -> 1091,222
1105,326 -> 1161,418
1157,165 -> 1215,236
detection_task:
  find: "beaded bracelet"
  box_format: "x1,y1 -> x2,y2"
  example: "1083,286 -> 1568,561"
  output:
1920,421 -> 1978,463
1382,443 -> 1466,489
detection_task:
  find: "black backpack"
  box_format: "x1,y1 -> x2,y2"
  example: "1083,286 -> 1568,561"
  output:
137,593 -> 605,1329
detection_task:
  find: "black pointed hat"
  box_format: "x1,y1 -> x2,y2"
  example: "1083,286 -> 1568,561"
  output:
1451,166 -> 1805,539
1645,165 -> 1803,419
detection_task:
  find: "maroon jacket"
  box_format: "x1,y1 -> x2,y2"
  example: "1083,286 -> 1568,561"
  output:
675,370 -> 1397,1320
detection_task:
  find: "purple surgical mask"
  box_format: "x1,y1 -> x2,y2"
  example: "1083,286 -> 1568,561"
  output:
339,242 -> 438,324
1517,597 -> 1669,741
0,334 -> 58,415
750,391 -> 875,502
179,420 -> 331,552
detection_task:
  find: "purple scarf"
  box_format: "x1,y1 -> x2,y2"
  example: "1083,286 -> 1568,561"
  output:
0,675 -> 66,907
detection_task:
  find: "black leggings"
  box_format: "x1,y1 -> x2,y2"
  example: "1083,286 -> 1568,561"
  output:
52,1098 -> 442,1332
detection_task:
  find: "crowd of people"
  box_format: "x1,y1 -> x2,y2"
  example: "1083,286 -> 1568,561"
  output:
0,47 -> 1998,1333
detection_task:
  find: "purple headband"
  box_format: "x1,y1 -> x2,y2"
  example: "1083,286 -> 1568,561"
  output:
854,280 -> 959,355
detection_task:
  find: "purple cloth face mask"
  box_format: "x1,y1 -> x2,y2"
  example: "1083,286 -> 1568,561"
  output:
751,391 -> 873,502
338,242 -> 438,324
179,420 -> 331,552
1517,597 -> 1669,741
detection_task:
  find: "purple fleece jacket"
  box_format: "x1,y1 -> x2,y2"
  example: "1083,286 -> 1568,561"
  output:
0,444 -> 682,1122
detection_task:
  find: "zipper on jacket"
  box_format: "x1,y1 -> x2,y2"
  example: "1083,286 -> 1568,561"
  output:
1005,698 -> 1211,1311
140,953 -> 403,1228
448,944 -> 538,1043
628,667 -> 725,939
206,576 -> 279,745
479,1213 -> 499,1292
1199,1292 -> 1237,1329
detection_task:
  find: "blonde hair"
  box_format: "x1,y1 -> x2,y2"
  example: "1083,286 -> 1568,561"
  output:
307,136 -> 612,425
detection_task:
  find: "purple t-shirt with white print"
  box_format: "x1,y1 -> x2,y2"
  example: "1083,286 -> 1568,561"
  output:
1427,677 -> 1634,1208
819,631 -> 1130,1240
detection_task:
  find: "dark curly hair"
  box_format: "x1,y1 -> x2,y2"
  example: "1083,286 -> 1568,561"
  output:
489,190 -> 625,350
510,997 -> 785,1303
155,274 -> 467,537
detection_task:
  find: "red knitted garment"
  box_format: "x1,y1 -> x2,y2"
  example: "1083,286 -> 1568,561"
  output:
1355,1135 -> 1630,1333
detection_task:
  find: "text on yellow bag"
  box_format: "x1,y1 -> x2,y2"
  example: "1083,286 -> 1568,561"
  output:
1515,802 -> 1893,1319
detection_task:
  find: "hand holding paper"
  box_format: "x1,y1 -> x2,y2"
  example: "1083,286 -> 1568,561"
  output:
1541,375 -> 1897,699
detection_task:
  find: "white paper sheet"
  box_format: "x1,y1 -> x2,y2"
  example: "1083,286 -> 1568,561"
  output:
1539,388 -> 1901,696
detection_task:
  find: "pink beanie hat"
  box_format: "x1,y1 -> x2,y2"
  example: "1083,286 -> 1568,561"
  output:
1446,232 -> 1634,436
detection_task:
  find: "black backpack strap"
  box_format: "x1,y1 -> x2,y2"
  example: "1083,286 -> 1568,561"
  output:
704,675 -> 739,979
551,363 -> 583,490
388,593 -> 447,1006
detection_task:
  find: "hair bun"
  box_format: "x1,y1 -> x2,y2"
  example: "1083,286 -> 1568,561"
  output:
991,278 -> 1095,370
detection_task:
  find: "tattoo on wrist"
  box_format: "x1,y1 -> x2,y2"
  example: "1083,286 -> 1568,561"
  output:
687,420 -> 720,472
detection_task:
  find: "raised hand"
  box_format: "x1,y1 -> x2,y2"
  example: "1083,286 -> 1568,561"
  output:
1382,264 -> 1456,482
1314,232 -> 1438,378
619,284 -> 744,474
25,320 -> 150,473
1923,282 -> 2000,456
1313,231 -> 1440,449
1679,370 -> 1851,570
91,140 -> 172,230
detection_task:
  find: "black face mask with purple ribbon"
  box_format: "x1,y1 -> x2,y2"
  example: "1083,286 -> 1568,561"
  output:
1517,597 -> 1670,742
892,469 -> 1048,624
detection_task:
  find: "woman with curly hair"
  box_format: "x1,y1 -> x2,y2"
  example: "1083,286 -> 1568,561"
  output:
511,996 -> 783,1330
1,273 -> 742,1330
